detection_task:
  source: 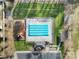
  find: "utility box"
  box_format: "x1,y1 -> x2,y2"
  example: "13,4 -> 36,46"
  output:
26,18 -> 54,43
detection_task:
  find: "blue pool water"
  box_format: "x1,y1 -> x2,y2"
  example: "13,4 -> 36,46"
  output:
28,24 -> 49,36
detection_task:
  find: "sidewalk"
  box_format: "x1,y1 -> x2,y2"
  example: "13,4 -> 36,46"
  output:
76,50 -> 79,59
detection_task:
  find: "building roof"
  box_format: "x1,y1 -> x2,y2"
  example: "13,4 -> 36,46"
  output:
14,51 -> 62,59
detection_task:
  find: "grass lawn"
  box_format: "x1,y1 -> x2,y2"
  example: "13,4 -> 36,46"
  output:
14,40 -> 32,51
13,3 -> 64,19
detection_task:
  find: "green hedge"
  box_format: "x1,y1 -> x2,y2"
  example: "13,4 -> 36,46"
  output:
54,12 -> 64,44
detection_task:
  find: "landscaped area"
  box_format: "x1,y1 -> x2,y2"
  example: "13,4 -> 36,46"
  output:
13,3 -> 64,19
13,3 -> 64,51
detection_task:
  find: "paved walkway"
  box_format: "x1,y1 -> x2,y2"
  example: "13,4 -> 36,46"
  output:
73,6 -> 79,59
76,50 -> 79,59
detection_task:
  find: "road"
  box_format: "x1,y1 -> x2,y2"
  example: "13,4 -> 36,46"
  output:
64,4 -> 79,59
64,14 -> 75,59
64,4 -> 76,59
